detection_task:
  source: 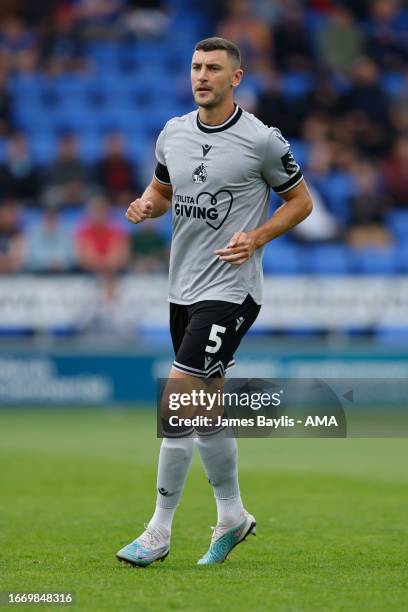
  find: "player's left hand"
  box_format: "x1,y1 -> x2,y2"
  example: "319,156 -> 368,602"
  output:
214,231 -> 257,265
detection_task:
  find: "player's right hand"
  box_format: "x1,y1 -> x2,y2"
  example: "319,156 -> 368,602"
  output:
125,198 -> 153,224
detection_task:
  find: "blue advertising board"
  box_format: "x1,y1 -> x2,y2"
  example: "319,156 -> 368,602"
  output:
1,341 -> 408,405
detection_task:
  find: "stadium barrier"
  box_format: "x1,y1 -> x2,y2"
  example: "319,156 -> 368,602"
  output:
1,275 -> 408,332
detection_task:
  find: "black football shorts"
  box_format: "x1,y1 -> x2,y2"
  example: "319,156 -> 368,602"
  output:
170,293 -> 261,379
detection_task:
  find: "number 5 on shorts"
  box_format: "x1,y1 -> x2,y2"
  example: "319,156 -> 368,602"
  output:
205,324 -> 226,354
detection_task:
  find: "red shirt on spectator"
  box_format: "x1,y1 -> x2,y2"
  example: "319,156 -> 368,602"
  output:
76,195 -> 129,274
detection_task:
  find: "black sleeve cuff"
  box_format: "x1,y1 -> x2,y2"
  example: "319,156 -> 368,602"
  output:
273,170 -> 303,194
154,162 -> 171,185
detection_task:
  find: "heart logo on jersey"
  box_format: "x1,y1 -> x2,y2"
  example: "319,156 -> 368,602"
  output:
196,189 -> 233,231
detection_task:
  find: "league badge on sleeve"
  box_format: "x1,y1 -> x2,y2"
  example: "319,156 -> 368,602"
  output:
281,150 -> 298,175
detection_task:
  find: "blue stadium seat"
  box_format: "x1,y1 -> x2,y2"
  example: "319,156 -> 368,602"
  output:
49,104 -> 91,132
381,72 -> 406,98
11,73 -> 43,98
126,133 -> 151,165
394,243 -> 408,272
131,69 -> 174,98
49,75 -> 87,103
83,78 -> 106,107
315,172 -> 355,223
94,105 -> 149,134
240,73 -> 268,96
91,76 -> 132,102
304,244 -> 351,275
29,132 -> 57,166
262,242 -> 301,274
386,210 -> 408,242
78,130 -> 103,163
12,99 -> 46,130
127,41 -> 172,66
140,104 -> 181,133
290,140 -> 309,168
282,72 -> 314,100
154,214 -> 172,241
163,44 -> 192,72
0,137 -> 7,163
85,42 -> 121,72
352,247 -> 397,275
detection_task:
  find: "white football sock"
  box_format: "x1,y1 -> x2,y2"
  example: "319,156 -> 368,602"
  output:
195,429 -> 245,526
214,494 -> 245,526
149,436 -> 194,533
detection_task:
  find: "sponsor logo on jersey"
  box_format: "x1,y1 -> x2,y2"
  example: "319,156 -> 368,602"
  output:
192,163 -> 207,183
281,150 -> 298,175
202,144 -> 212,157
174,190 -> 233,230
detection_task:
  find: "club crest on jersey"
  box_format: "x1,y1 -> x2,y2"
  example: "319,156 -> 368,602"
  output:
192,163 -> 207,184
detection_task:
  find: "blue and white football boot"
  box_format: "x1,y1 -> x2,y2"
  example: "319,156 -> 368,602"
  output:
116,524 -> 170,567
197,511 -> 256,565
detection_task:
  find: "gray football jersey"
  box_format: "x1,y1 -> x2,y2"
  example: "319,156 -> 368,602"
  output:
155,105 -> 303,305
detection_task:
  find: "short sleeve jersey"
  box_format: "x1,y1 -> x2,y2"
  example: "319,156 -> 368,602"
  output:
155,105 -> 303,305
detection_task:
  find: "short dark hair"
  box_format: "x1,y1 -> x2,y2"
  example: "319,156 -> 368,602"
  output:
194,37 -> 241,67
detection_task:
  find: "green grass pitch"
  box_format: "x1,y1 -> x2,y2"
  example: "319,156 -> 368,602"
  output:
1,408 -> 407,611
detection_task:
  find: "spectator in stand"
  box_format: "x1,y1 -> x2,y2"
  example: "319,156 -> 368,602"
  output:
309,0 -> 335,12
14,46 -> 39,74
319,5 -> 364,74
338,57 -> 393,157
0,67 -> 11,136
94,132 -> 140,207
307,73 -> 341,118
292,184 -> 343,244
272,3 -> 315,71
131,218 -> 168,273
76,0 -> 124,40
347,160 -> 392,247
339,0 -> 371,21
0,197 -> 24,274
20,0 -> 57,25
75,193 -> 129,275
217,0 -> 273,69
24,206 -> 75,273
341,57 -> 390,124
0,16 -> 39,74
302,116 -> 333,178
255,79 -> 306,138
0,16 -> 37,55
382,136 -> 408,208
125,0 -> 169,39
40,6 -> 84,74
43,133 -> 90,208
365,0 -> 408,71
0,133 -> 40,204
201,0 -> 229,30
0,0 -> 405,268
390,90 -> 408,135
